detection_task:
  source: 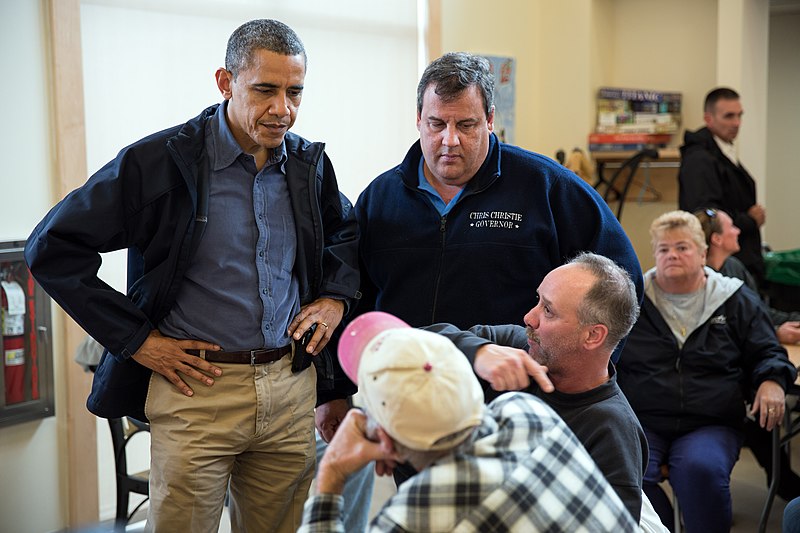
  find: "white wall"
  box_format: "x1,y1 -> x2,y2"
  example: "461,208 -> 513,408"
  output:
81,0 -> 420,201
765,10 -> 800,251
0,0 -> 57,239
0,2 -> 68,532
0,0 -> 420,529
79,0 -> 420,521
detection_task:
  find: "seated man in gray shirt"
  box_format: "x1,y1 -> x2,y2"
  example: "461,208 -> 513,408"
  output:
428,252 -> 647,521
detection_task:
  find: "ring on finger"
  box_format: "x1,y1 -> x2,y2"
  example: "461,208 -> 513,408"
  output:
320,322 -> 329,329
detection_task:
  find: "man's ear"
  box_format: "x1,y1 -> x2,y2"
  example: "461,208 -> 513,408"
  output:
375,426 -> 401,459
703,110 -> 713,128
215,68 -> 233,100
583,324 -> 609,351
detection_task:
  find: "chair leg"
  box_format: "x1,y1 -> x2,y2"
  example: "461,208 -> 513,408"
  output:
673,492 -> 681,533
758,423 -> 782,533
116,478 -> 130,527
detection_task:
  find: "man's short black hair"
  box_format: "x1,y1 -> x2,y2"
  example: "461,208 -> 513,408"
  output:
704,87 -> 740,114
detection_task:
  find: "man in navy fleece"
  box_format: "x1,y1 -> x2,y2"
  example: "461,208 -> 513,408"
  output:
354,51 -> 642,355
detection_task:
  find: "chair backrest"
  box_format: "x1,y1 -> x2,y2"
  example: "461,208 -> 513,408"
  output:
109,417 -> 148,472
108,417 -> 150,525
602,148 -> 659,220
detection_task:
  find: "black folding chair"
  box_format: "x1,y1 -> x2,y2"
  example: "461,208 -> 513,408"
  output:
108,416 -> 150,528
597,148 -> 659,220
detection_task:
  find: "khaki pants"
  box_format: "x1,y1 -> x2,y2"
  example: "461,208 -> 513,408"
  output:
144,352 -> 316,533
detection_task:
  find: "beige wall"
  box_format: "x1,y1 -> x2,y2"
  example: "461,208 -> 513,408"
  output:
440,0 -> 541,152
440,0 -> 795,271
609,0 -> 718,137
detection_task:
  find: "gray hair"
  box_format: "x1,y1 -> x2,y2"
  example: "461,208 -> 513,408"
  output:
393,427 -> 475,470
416,52 -> 494,116
650,210 -> 708,254
225,19 -> 306,78
367,414 -> 475,470
568,253 -> 640,351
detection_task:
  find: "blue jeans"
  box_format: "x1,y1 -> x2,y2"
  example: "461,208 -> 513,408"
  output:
315,431 -> 375,531
643,425 -> 743,533
785,496 -> 800,533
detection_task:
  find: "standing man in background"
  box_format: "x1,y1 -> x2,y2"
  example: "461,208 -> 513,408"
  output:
25,19 -> 359,532
679,87 -> 767,288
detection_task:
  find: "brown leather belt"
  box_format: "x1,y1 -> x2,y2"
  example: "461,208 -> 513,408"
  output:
185,345 -> 292,365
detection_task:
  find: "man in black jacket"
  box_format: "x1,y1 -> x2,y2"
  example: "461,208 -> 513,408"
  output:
25,19 -> 359,533
678,87 -> 767,288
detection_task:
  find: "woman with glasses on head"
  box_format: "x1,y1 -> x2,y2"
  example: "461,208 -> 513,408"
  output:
616,210 -> 796,533
695,207 -> 800,345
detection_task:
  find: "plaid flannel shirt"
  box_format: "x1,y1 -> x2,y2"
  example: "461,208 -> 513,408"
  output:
300,392 -> 637,532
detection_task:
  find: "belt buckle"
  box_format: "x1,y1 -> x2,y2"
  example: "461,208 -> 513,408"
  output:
250,350 -> 257,365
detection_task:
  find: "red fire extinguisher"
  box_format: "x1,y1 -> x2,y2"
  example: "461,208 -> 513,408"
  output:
2,279 -> 26,404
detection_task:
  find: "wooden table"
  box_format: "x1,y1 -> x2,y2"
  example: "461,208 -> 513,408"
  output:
786,343 -> 800,370
589,148 -> 681,219
591,147 -> 681,197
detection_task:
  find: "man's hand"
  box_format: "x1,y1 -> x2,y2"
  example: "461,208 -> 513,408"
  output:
748,204 -> 766,227
776,322 -> 800,344
750,380 -> 786,431
473,344 -> 553,393
131,330 -> 223,397
316,398 -> 350,443
288,297 -> 345,354
316,409 -> 399,495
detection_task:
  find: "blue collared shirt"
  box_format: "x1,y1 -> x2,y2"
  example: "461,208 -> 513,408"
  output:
159,101 -> 299,350
417,158 -> 465,216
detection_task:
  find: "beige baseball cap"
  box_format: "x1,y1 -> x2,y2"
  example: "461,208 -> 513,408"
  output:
339,312 -> 485,451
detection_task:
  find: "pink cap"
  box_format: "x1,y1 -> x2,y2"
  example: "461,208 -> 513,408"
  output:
338,311 -> 410,383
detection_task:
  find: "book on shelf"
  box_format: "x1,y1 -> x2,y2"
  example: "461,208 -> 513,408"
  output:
589,143 -> 667,152
588,133 -> 672,145
598,87 -> 682,105
596,87 -> 681,134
